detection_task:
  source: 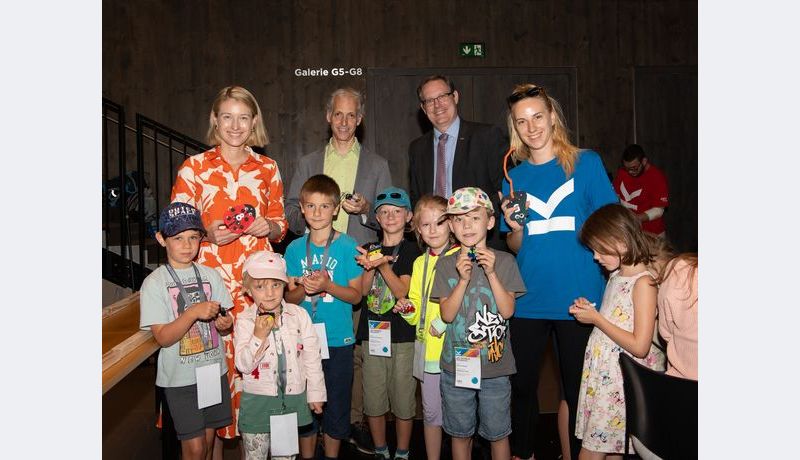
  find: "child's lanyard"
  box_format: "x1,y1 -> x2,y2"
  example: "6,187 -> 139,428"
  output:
165,263 -> 208,319
271,305 -> 288,410
305,230 -> 336,320
368,243 -> 402,314
417,244 -> 450,336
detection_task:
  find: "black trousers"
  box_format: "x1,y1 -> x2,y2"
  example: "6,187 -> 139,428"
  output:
509,318 -> 593,460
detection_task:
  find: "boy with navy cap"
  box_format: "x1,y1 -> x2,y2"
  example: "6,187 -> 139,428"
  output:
354,186 -> 421,460
140,202 -> 235,460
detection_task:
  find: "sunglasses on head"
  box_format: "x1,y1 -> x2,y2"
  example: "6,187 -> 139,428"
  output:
377,192 -> 403,200
507,86 -> 545,106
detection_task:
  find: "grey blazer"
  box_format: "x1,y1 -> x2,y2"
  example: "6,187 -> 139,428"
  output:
285,145 -> 392,245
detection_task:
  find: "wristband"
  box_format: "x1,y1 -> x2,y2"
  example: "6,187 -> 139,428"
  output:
644,207 -> 664,221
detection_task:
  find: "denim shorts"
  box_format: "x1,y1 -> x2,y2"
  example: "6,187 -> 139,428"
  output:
440,370 -> 512,441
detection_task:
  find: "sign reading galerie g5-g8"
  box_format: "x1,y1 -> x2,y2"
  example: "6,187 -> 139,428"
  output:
294,67 -> 364,77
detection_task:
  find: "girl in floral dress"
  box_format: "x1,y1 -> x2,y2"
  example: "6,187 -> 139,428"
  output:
568,204 -> 665,459
171,86 -> 288,457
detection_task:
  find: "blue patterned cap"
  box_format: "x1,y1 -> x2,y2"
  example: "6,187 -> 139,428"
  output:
158,202 -> 206,237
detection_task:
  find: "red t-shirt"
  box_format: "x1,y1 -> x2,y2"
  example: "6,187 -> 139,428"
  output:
613,164 -> 669,234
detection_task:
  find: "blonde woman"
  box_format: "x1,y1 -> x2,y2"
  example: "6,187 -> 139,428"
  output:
171,86 -> 288,456
499,84 -> 617,460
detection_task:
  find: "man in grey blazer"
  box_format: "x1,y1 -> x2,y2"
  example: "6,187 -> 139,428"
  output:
285,87 -> 391,246
284,87 -> 390,456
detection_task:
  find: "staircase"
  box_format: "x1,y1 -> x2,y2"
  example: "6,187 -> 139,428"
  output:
102,98 -> 209,292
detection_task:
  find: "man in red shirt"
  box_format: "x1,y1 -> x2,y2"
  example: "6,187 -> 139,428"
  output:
612,144 -> 669,237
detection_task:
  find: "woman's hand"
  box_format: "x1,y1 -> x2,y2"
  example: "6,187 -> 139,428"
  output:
243,216 -> 274,239
498,191 -> 523,233
569,297 -> 599,325
205,220 -> 239,246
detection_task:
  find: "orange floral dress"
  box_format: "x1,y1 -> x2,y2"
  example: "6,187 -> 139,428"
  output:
170,145 -> 287,438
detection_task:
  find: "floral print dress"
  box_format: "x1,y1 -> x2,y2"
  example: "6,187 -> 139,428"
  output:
171,145 -> 288,438
574,270 -> 665,453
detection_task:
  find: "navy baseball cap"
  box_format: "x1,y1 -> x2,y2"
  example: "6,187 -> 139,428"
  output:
158,202 -> 206,237
373,187 -> 411,212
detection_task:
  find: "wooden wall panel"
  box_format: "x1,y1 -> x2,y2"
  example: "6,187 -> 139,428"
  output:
103,0 -> 698,247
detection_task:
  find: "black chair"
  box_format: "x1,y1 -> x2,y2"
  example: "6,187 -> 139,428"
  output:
619,353 -> 698,460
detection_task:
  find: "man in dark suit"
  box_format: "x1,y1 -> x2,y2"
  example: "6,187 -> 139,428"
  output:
408,75 -> 508,248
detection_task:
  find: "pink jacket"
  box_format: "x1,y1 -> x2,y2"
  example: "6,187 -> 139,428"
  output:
657,259 -> 698,380
234,301 -> 326,402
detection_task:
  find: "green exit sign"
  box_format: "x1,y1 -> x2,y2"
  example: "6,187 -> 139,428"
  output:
459,42 -> 485,58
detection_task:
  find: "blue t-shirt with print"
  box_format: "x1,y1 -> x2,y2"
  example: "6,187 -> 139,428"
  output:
285,232 -> 363,347
500,150 -> 618,319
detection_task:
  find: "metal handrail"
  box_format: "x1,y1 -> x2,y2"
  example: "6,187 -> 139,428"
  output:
102,114 -> 208,159
102,98 -> 209,290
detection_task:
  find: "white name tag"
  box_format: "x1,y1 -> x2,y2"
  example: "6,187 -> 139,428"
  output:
454,346 -> 481,389
314,323 -> 330,360
270,412 -> 299,456
368,320 -> 392,357
195,363 -> 222,409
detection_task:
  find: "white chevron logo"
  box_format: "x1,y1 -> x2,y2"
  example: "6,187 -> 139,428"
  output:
619,182 -> 642,202
525,179 -> 576,235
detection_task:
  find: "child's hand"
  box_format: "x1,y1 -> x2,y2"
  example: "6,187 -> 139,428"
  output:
392,298 -> 415,315
214,311 -> 233,332
192,301 -> 221,321
308,401 -> 324,414
474,248 -> 496,275
253,311 -> 276,340
303,270 -> 331,295
355,246 -> 395,271
498,191 -> 523,233
456,248 -> 473,281
568,297 -> 598,325
355,246 -> 373,269
429,323 -> 445,338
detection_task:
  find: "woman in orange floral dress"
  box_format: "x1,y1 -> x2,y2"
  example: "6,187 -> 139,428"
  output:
170,86 -> 288,455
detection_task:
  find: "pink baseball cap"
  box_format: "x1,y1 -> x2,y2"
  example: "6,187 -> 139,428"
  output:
243,251 -> 288,283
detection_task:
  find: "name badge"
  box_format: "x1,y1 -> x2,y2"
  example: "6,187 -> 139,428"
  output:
314,323 -> 330,360
368,320 -> 392,357
270,412 -> 299,456
195,363 -> 222,408
454,346 -> 481,389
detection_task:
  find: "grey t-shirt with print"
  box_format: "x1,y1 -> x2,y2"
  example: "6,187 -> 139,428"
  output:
140,263 -> 233,387
430,249 -> 526,379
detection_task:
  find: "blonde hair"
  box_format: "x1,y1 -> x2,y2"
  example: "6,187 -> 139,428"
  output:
241,272 -> 286,297
411,194 -> 453,249
206,86 -> 269,147
506,83 -> 580,177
